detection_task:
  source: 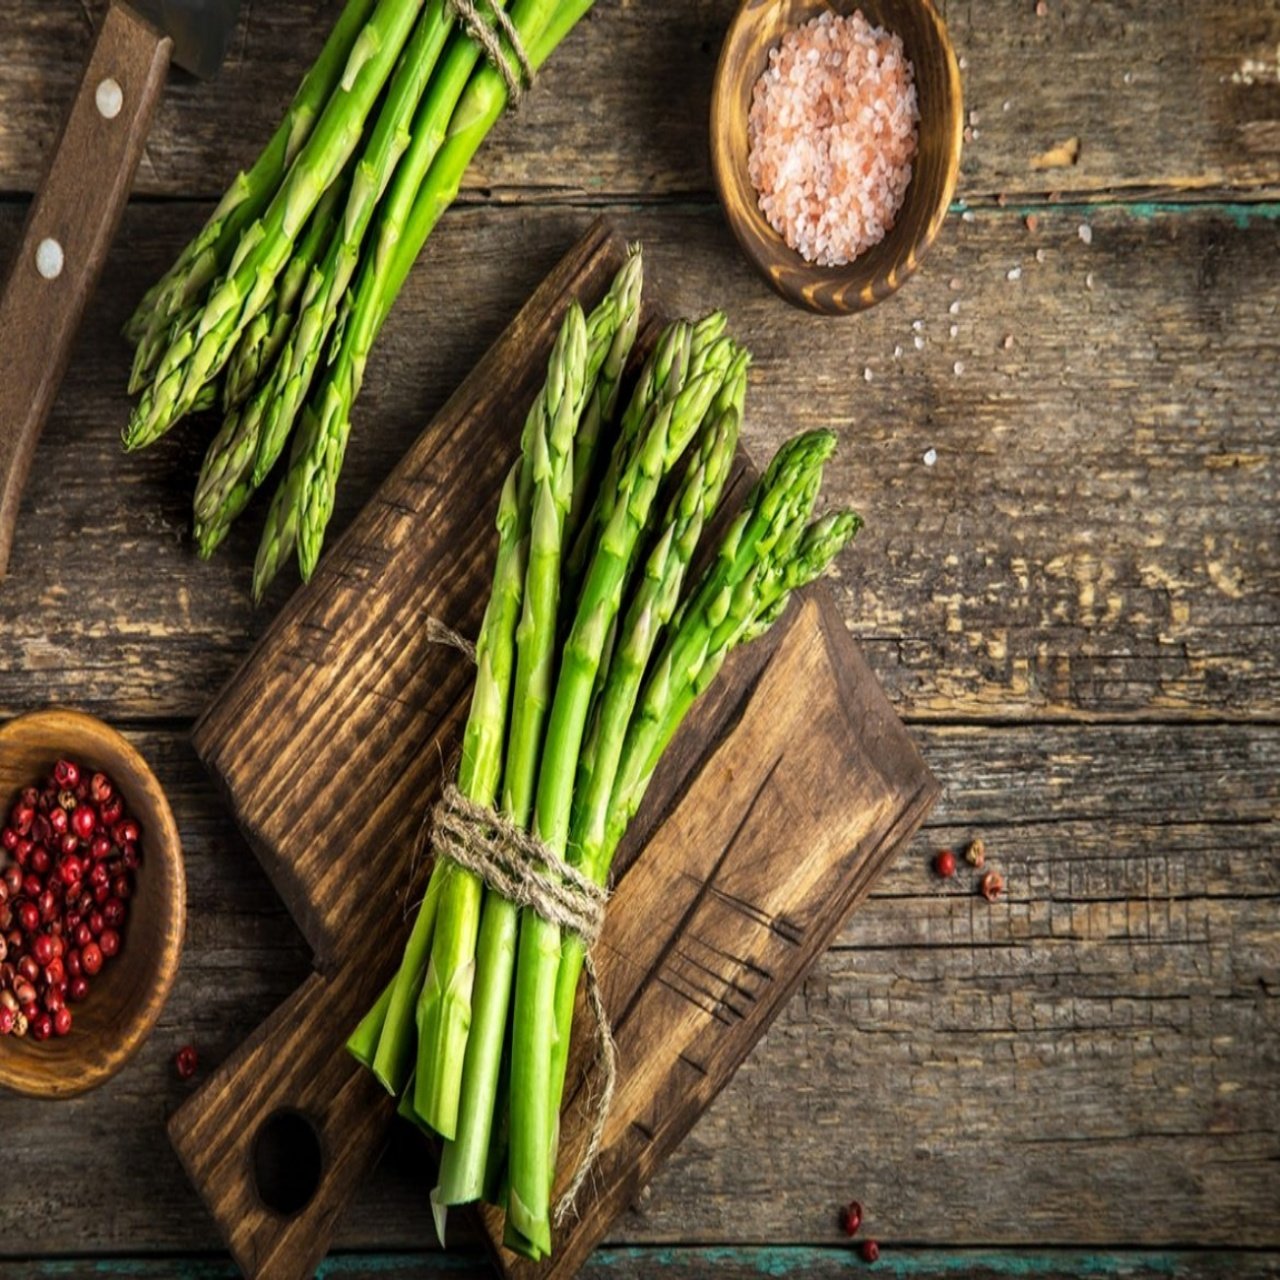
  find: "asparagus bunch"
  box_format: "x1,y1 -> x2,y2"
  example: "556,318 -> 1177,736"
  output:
348,259 -> 862,1260
124,0 -> 600,595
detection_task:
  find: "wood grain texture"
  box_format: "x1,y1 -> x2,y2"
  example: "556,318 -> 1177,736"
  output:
176,223 -> 938,1279
0,1 -> 170,575
1,1249 -> 1279,1280
0,1 -> 1277,201
0,200 -> 1272,722
0,723 -> 1272,1253
710,0 -> 962,313
0,708 -> 184,1098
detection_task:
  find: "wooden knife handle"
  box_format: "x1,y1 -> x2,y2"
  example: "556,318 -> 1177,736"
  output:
0,1 -> 171,578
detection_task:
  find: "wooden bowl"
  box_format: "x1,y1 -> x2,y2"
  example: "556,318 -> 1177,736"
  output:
0,709 -> 184,1097
710,0 -> 963,314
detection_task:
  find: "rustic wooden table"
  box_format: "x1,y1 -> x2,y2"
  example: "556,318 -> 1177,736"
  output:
1,2 -> 1277,1277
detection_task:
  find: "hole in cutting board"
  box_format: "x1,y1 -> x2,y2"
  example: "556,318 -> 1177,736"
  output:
253,1108 -> 324,1216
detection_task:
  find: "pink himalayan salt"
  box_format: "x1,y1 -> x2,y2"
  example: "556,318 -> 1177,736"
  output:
747,10 -> 919,268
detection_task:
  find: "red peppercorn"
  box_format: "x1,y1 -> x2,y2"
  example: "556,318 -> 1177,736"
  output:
32,934 -> 54,967
17,955 -> 39,984
67,976 -> 88,1003
20,787 -> 38,809
30,1011 -> 53,1041
1,827 -> 17,852
53,1006 -> 72,1037
103,898 -> 125,928
72,806 -> 96,841
73,922 -> 92,948
13,978 -> 36,1007
93,883 -> 110,906
175,1044 -> 199,1080
43,986 -> 64,1013
0,937 -> 6,964
90,862 -> 110,890
88,911 -> 104,937
59,832 -> 79,857
18,902 -> 39,934
22,871 -> 43,900
59,856 -> 83,887
13,804 -> 34,836
859,1239 -> 880,1264
933,849 -> 957,878
53,760 -> 79,789
0,1006 -> 13,1036
89,773 -> 113,805
49,807 -> 68,837
90,835 -> 111,862
980,870 -> 1005,903
99,797 -> 123,829
44,957 -> 65,987
98,929 -> 120,959
38,889 -> 58,923
122,846 -> 140,872
80,942 -> 103,976
841,1201 -> 863,1237
66,950 -> 81,978
3,866 -> 22,896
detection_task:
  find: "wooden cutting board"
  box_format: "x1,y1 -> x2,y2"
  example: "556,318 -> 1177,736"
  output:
173,218 -> 939,1280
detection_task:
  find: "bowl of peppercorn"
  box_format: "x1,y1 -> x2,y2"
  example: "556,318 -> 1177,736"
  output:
0,708 -> 184,1097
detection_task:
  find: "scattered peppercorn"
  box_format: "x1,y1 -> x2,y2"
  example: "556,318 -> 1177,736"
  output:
980,870 -> 1005,902
965,837 -> 986,868
933,848 -> 957,878
840,1200 -> 863,1236
0,759 -> 140,1036
859,1239 -> 880,1263
175,1044 -> 199,1081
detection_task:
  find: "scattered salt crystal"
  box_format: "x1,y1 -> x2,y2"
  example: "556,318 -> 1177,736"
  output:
1024,213 -> 1039,232
923,447 -> 938,466
964,126 -> 974,144
912,319 -> 923,331
864,366 -> 874,382
1035,0 -> 1048,15
914,334 -> 925,350
1123,70 -> 1134,84
949,276 -> 962,290
962,210 -> 976,223
1085,271 -> 1095,290
1002,99 -> 1012,112
893,344 -> 903,358
969,109 -> 981,126
949,299 -> 961,314
953,360 -> 965,376
971,128 -> 981,140
1078,223 -> 1093,245
1035,247 -> 1047,262
1007,266 -> 1022,281
949,324 -> 959,338
1002,333 -> 1015,349
958,55 -> 968,70
746,10 -> 920,267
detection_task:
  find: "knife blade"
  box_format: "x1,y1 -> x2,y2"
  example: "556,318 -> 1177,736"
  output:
0,0 -> 243,578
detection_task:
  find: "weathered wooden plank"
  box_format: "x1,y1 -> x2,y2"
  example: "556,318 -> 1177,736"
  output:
0,1249 -> 1278,1280
0,200 -> 1273,721
1,1 -> 1277,200
0,724 -> 1273,1252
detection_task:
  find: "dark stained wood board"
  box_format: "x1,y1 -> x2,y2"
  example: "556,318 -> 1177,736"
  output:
172,219 -> 938,1278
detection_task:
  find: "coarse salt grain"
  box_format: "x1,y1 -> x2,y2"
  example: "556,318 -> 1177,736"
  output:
949,324 -> 959,338
864,366 -> 874,382
949,299 -> 961,314
1007,266 -> 1022,281
914,335 -> 925,350
1078,223 -> 1093,244
747,10 -> 919,267
923,447 -> 938,466
953,360 -> 965,376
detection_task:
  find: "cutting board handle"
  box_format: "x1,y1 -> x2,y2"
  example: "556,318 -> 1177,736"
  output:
0,1 -> 170,577
169,968 -> 397,1279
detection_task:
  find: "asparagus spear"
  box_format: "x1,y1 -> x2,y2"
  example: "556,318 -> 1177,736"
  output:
543,364 -> 746,1139
506,334 -> 739,1254
126,0 -> 382,367
412,303 -> 588,1140
436,260 -> 643,1208
269,0 -> 594,588
123,0 -> 426,450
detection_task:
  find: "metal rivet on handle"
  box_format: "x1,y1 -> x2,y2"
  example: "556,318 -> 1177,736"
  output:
35,238 -> 64,280
95,77 -> 124,120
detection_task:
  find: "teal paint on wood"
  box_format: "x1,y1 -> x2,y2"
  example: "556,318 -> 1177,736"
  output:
6,1250 -> 1279,1279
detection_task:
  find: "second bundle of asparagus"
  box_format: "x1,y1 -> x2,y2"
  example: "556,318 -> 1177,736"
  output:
123,0 -> 597,598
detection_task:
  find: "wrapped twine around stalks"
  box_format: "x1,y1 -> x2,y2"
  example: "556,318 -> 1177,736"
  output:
446,0 -> 534,104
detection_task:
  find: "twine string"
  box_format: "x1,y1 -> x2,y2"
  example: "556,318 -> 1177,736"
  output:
445,0 -> 534,105
431,784 -> 617,1225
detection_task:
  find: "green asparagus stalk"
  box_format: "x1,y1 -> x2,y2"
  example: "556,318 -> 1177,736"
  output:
565,247 -> 643,547
125,0 -> 381,366
413,303 -> 589,1141
506,334 -> 739,1253
544,365 -> 746,1137
436,260 -> 642,1209
271,0 -> 595,589
123,0 -> 426,450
